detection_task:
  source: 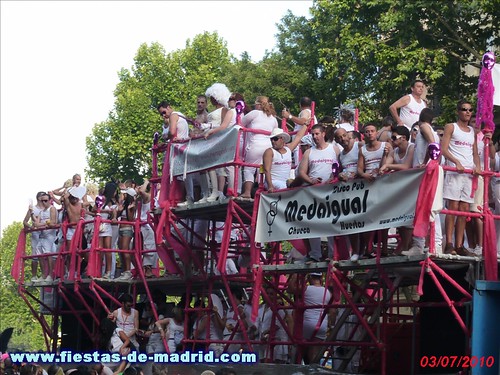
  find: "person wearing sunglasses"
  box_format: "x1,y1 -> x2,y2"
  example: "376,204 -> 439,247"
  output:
389,79 -> 427,130
33,193 -> 58,282
440,100 -> 481,257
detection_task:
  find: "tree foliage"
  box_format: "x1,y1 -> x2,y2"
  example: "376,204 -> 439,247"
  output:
273,0 -> 499,123
86,32 -> 232,183
0,223 -> 46,351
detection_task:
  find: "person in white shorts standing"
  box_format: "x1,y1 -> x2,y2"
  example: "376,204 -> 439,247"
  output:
440,100 -> 481,256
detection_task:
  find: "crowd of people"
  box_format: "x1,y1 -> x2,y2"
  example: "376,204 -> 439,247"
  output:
15,80 -> 500,370
157,80 -> 500,262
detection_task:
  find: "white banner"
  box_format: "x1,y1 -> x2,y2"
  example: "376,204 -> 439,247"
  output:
170,126 -> 240,176
255,168 -> 425,243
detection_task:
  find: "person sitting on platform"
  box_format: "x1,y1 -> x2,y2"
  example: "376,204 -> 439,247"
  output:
108,293 -> 140,351
239,96 -> 279,199
262,126 -> 307,192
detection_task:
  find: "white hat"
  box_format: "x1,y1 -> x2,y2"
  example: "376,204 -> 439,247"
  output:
205,83 -> 231,106
68,186 -> 87,199
309,272 -> 322,277
125,188 -> 137,197
270,128 -> 291,143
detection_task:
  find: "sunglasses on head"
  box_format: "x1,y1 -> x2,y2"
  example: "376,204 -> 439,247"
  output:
460,108 -> 473,113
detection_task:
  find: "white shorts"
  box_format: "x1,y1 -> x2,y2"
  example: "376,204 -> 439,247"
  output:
443,172 -> 474,204
39,234 -> 56,254
470,176 -> 484,213
66,227 -> 75,241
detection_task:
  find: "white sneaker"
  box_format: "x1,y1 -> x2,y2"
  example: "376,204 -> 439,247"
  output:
350,254 -> 359,262
177,198 -> 193,207
402,246 -> 424,256
45,275 -> 53,282
206,192 -> 220,202
102,271 -> 111,279
194,197 -> 208,205
471,245 -> 482,256
117,271 -> 133,280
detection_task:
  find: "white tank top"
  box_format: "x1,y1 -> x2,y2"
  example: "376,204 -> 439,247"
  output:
361,142 -> 386,173
400,94 -> 426,130
394,143 -> 414,165
339,142 -> 359,173
39,206 -> 56,237
116,307 -> 138,338
293,108 -> 317,132
413,122 -> 439,167
308,143 -> 337,181
446,123 -> 474,169
271,147 -> 292,183
167,111 -> 189,140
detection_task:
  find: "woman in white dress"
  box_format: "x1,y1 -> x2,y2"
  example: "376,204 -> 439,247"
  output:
240,96 -> 278,198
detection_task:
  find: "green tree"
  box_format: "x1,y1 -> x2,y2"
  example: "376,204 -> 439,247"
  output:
0,223 -> 46,351
86,32 -> 232,183
274,0 -> 499,123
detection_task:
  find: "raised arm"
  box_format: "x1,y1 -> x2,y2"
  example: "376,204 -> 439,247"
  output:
287,125 -> 308,151
389,95 -> 410,126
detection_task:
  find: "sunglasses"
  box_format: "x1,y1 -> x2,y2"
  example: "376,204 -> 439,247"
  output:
412,128 -> 418,132
271,136 -> 281,142
391,135 -> 403,141
41,199 -> 49,203
229,97 -> 236,101
160,111 -> 167,116
460,108 -> 473,113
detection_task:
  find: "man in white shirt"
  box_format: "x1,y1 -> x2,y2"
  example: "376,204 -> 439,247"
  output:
389,80 -> 427,130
